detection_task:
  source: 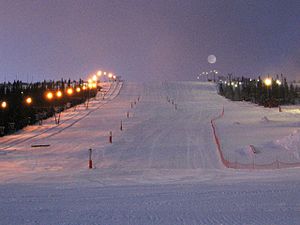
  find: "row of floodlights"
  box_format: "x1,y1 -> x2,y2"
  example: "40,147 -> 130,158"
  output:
87,70 -> 117,84
1,70 -> 118,109
220,78 -> 282,87
0,85 -> 97,109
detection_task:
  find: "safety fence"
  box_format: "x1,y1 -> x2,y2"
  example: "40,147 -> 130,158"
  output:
211,107 -> 300,170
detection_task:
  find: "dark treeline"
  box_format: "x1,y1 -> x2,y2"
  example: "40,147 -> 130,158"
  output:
218,75 -> 299,107
0,79 -> 98,136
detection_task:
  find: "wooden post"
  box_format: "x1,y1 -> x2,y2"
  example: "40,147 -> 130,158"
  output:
109,131 -> 112,143
120,120 -> 123,131
89,148 -> 93,169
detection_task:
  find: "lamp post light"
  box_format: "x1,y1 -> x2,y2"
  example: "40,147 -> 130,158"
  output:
45,91 -> 62,125
24,97 -> 33,125
92,74 -> 97,82
76,87 -> 81,93
0,101 -> 7,135
213,70 -> 218,82
56,90 -> 63,99
67,87 -> 74,96
46,91 -> 54,100
1,101 -> 7,109
85,84 -> 93,110
264,77 -> 272,106
25,97 -> 32,105
108,73 -> 113,81
276,79 -> 282,86
264,77 -> 272,87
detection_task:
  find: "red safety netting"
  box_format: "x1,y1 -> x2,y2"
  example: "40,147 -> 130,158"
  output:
211,107 -> 300,170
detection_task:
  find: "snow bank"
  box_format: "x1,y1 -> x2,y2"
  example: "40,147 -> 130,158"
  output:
275,129 -> 300,154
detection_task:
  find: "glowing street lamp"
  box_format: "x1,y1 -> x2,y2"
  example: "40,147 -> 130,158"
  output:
97,70 -> 102,76
46,92 -> 54,100
264,78 -> 272,87
56,90 -> 63,98
67,88 -> 73,95
108,73 -> 113,79
264,77 -> 272,100
1,101 -> 7,109
76,87 -> 81,93
88,83 -> 93,89
82,86 -> 87,90
92,83 -> 97,89
92,74 -> 97,82
276,79 -> 282,85
25,97 -> 32,105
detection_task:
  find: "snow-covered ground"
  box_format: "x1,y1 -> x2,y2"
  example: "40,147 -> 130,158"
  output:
1,81 -> 300,224
216,98 -> 300,166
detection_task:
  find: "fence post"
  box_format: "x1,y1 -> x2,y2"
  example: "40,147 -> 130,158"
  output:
109,131 -> 112,143
120,120 -> 123,131
88,148 -> 93,169
127,111 -> 129,118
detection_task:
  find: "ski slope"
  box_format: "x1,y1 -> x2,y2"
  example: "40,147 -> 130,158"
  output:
1,81 -> 300,224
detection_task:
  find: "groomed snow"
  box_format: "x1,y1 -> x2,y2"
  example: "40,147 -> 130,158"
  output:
1,81 -> 300,224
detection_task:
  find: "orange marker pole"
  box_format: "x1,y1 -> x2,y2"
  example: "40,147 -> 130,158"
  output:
88,148 -> 93,169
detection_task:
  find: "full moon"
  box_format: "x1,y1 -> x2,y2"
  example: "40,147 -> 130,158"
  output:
208,55 -> 216,64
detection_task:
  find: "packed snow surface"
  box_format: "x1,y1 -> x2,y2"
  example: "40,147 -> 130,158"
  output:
1,81 -> 300,224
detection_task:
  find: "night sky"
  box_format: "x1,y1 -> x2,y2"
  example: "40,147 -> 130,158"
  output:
0,0 -> 299,82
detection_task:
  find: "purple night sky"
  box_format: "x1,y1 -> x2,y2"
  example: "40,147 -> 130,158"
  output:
0,0 -> 300,82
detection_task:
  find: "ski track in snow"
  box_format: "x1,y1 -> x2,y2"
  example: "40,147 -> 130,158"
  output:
1,81 -> 300,224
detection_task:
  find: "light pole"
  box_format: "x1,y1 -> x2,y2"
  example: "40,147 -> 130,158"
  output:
213,70 -> 218,82
264,77 -> 272,106
0,101 -> 7,135
264,77 -> 272,98
46,91 -> 62,125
